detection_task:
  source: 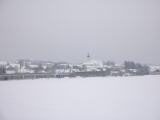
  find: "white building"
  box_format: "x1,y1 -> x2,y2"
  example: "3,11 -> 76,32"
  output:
81,59 -> 104,72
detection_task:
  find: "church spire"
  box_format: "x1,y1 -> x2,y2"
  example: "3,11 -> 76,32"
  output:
87,53 -> 90,60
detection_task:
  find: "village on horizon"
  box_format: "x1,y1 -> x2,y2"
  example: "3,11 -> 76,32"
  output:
0,54 -> 160,80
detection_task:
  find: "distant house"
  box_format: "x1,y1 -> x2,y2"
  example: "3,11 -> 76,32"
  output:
149,65 -> 160,75
71,59 -> 109,77
80,59 -> 104,72
6,66 -> 17,74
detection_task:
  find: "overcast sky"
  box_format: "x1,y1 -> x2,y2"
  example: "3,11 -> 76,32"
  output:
0,0 -> 160,64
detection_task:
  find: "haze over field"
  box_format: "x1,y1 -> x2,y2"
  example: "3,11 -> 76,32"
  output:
0,75 -> 160,120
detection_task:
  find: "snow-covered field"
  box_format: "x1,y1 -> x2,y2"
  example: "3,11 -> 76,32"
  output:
0,75 -> 160,120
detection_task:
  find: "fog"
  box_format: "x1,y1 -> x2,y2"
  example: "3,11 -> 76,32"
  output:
0,0 -> 160,64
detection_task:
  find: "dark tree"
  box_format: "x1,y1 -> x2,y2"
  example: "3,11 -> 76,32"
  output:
124,61 -> 136,69
0,66 -> 6,74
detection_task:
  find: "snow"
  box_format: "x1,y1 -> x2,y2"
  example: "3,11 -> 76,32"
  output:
82,59 -> 104,68
0,75 -> 160,120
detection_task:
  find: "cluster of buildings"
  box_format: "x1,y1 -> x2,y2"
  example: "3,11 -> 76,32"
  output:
0,58 -> 160,79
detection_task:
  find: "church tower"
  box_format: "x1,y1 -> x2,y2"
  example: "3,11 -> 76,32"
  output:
87,53 -> 91,61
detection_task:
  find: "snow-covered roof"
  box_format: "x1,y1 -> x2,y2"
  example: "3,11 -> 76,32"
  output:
149,65 -> 160,72
82,59 -> 103,67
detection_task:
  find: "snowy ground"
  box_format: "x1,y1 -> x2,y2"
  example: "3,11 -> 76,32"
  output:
0,75 -> 160,120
